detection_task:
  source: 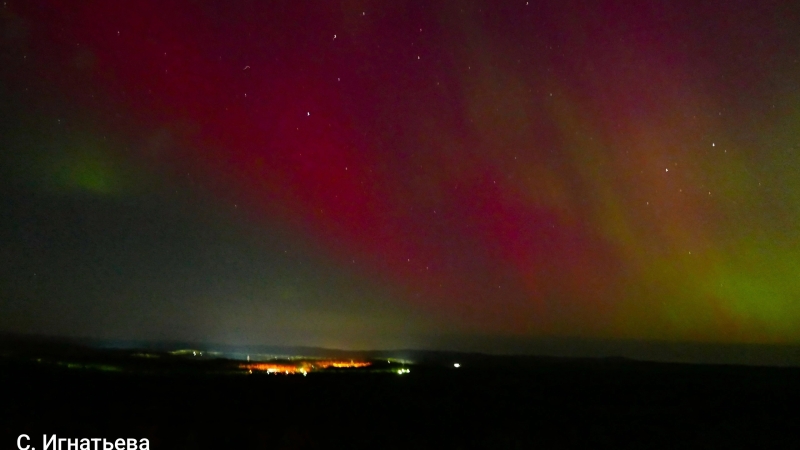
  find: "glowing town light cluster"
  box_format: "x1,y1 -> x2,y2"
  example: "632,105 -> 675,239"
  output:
240,363 -> 302,374
396,368 -> 410,375
314,360 -> 372,369
240,360 -> 371,375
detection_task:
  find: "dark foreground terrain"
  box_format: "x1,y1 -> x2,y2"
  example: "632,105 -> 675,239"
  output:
2,340 -> 799,449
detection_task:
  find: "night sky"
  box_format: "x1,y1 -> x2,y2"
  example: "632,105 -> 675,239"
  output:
2,1 -> 799,357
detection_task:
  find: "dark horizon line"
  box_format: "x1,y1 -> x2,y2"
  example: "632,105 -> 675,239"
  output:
2,331 -> 799,368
